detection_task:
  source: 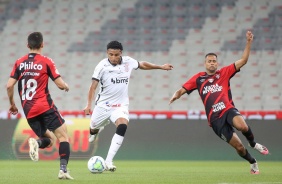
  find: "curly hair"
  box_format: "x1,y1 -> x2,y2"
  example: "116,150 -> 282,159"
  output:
107,40 -> 123,51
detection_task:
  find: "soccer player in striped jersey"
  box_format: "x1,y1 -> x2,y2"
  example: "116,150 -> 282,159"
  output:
6,32 -> 73,179
169,31 -> 268,174
84,40 -> 173,171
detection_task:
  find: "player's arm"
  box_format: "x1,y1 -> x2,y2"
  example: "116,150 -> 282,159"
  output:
169,87 -> 187,105
54,77 -> 69,92
234,31 -> 254,70
6,77 -> 18,115
139,61 -> 173,70
84,79 -> 99,115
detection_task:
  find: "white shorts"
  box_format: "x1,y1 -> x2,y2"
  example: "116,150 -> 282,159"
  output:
90,106 -> 129,129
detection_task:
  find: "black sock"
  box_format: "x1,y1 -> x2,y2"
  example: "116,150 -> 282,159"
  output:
59,142 -> 70,173
90,128 -> 99,135
37,138 -> 51,149
242,126 -> 256,147
240,149 -> 256,164
116,124 -> 127,136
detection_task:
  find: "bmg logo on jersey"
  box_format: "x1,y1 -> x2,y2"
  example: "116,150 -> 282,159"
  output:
111,77 -> 128,84
19,62 -> 43,70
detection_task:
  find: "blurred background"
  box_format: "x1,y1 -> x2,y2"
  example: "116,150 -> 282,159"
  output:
0,0 -> 282,161
0,0 -> 281,112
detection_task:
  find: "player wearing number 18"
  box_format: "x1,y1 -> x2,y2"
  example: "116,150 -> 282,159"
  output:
6,32 -> 74,180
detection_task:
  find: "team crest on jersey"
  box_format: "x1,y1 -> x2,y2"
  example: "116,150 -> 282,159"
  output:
215,74 -> 220,79
208,78 -> 214,83
124,63 -> 129,72
200,78 -> 205,83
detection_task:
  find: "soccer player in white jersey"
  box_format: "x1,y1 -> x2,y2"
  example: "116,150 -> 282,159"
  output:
83,41 -> 173,171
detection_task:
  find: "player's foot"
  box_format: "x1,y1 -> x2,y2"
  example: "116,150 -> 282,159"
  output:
28,138 -> 39,161
105,161 -> 116,172
58,170 -> 74,180
89,127 -> 104,143
252,143 -> 269,155
250,162 -> 260,174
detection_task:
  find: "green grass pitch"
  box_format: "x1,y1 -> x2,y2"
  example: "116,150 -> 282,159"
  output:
0,160 -> 282,184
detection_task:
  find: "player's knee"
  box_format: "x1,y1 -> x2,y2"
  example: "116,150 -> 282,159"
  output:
239,124 -> 249,132
235,122 -> 248,132
55,134 -> 69,142
235,144 -> 245,154
116,124 -> 127,136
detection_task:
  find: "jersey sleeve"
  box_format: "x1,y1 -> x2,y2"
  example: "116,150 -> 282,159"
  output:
182,73 -> 199,95
46,57 -> 61,80
9,61 -> 20,80
220,63 -> 238,78
92,61 -> 104,81
127,56 -> 139,69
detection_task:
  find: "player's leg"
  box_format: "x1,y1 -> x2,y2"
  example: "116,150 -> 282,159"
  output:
105,118 -> 128,172
53,123 -> 73,179
39,129 -> 55,147
212,112 -> 258,174
89,127 -> 104,142
88,107 -> 109,142
105,108 -> 129,172
43,110 -> 73,180
228,133 -> 259,174
27,115 -> 49,161
216,117 -> 255,163
232,114 -> 269,155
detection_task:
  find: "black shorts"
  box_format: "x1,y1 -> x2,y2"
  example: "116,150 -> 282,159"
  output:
210,108 -> 242,143
27,108 -> 65,137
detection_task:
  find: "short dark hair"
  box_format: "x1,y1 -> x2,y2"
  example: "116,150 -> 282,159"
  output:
205,53 -> 217,58
27,32 -> 43,50
107,41 -> 123,51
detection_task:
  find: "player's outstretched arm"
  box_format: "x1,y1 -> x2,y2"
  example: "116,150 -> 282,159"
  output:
54,77 -> 69,92
169,88 -> 186,105
139,61 -> 173,70
6,77 -> 18,115
83,80 -> 99,115
234,30 -> 254,70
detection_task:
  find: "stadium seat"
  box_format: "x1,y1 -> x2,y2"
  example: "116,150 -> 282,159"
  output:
0,0 -> 282,112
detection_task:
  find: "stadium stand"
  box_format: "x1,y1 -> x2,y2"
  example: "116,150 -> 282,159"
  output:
0,0 -> 281,112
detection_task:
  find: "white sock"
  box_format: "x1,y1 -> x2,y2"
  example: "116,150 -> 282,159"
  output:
105,133 -> 124,163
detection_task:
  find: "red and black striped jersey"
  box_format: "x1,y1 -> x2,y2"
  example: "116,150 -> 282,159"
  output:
182,63 -> 239,126
10,53 -> 61,119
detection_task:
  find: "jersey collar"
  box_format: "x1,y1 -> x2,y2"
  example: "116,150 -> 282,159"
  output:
108,57 -> 123,66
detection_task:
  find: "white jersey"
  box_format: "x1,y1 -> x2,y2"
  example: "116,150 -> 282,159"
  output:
92,56 -> 139,109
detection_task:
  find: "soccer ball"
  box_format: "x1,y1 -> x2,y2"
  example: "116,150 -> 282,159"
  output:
87,156 -> 106,173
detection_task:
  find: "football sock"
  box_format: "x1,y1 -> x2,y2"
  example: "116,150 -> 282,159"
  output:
90,128 -> 99,135
116,124 -> 127,136
240,149 -> 256,164
59,142 -> 70,173
242,126 -> 256,147
37,137 -> 51,149
105,124 -> 127,163
105,134 -> 124,163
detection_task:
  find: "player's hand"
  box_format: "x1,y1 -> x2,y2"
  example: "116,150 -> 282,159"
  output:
83,106 -> 92,115
9,104 -> 18,115
64,82 -> 69,92
169,95 -> 177,105
162,64 -> 173,71
246,31 -> 254,42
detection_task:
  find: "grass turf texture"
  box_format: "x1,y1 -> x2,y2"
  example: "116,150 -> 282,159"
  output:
0,160 -> 282,184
